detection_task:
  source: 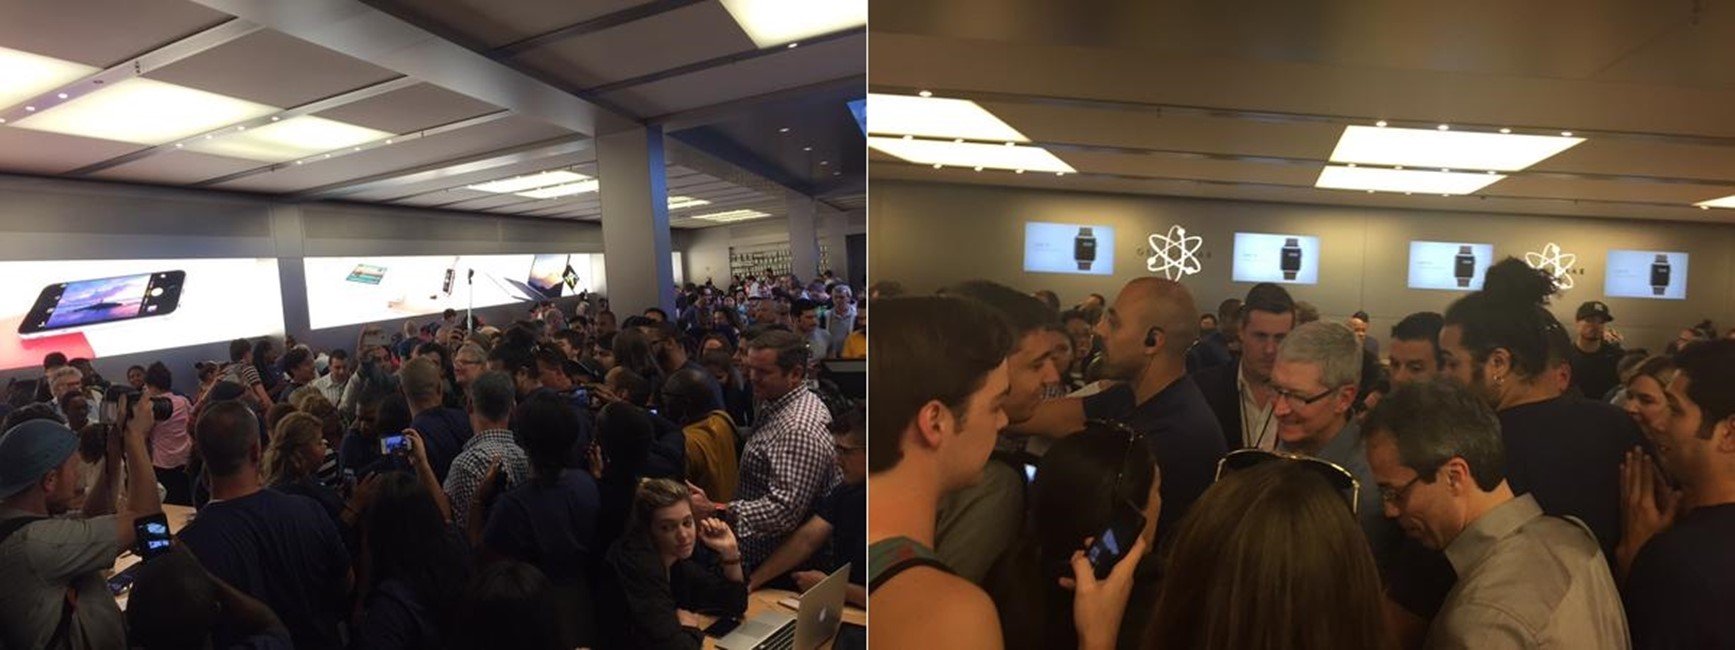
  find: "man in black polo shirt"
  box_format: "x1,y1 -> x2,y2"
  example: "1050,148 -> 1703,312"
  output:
1621,339 -> 1735,649
1568,301 -> 1624,401
1018,278 -> 1227,543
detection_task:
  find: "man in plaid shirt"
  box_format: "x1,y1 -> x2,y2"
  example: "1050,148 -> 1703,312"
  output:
443,372 -> 530,532
695,329 -> 837,570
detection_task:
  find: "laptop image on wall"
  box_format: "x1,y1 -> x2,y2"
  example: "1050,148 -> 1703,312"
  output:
716,564 -> 850,650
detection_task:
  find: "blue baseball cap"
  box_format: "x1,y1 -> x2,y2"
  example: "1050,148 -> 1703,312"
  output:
0,419 -> 79,499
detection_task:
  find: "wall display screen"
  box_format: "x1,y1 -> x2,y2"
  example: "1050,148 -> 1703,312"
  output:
1605,250 -> 1688,300
1407,241 -> 1495,291
305,254 -> 593,329
1024,222 -> 1115,275
1232,232 -> 1320,284
0,258 -> 283,371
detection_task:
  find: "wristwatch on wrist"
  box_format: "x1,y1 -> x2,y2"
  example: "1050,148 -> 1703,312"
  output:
1650,254 -> 1671,296
1454,245 -> 1476,288
1280,237 -> 1302,281
1074,227 -> 1097,271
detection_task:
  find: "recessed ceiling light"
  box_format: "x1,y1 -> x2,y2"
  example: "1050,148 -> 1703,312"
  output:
185,115 -> 393,162
918,90 -> 932,98
516,180 -> 600,199
1315,165 -> 1505,195
24,106 -> 35,112
467,170 -> 589,194
1375,120 -> 1388,127
56,93 -> 67,99
11,77 -> 276,145
0,46 -> 97,111
787,42 -> 799,48
1694,195 -> 1735,209
1437,124 -> 1450,131
973,166 -> 983,171
819,160 -> 828,166
779,127 -> 789,133
719,0 -> 866,48
1499,128 -> 1511,134
867,93 -> 1028,142
1328,125 -> 1584,172
869,137 -> 1074,173
932,163 -> 942,169
669,196 -> 712,210
803,146 -> 812,151
1560,131 -> 1573,137
692,208 -> 773,223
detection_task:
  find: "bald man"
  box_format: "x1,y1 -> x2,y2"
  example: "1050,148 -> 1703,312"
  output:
1015,278 -> 1227,542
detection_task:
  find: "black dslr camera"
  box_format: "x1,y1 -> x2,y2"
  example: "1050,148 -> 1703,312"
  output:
103,385 -> 172,426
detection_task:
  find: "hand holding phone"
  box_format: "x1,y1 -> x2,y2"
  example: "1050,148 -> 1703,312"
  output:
132,512 -> 172,560
1083,500 -> 1146,579
379,433 -> 411,455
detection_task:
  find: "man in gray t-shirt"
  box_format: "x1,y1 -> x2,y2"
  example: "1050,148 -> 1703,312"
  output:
0,398 -> 163,650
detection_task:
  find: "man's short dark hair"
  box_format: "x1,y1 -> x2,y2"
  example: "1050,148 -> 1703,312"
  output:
792,299 -> 821,319
1674,339 -> 1735,437
644,307 -> 669,321
144,362 -> 172,392
443,308 -> 457,319
228,339 -> 250,362
3,403 -> 64,431
747,330 -> 810,374
126,548 -> 220,648
662,368 -> 721,423
1216,298 -> 1243,324
196,401 -> 260,478
609,369 -> 655,407
1363,380 -> 1506,491
282,347 -> 312,373
1241,283 -> 1295,319
554,329 -> 586,351
127,365 -> 146,375
944,280 -> 1057,337
469,372 -> 516,423
328,349 -> 349,363
42,352 -> 67,370
870,296 -> 1014,474
489,344 -> 537,378
1391,311 -> 1446,364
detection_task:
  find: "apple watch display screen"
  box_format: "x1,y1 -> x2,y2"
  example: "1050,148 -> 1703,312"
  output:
1023,222 -> 1115,275
1604,250 -> 1688,300
1232,233 -> 1319,284
1406,241 -> 1493,291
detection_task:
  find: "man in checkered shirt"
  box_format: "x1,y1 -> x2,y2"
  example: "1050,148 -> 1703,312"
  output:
695,329 -> 837,570
443,372 -> 530,532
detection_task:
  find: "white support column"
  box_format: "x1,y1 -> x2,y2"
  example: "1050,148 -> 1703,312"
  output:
597,126 -> 674,315
786,191 -> 819,281
818,210 -> 848,281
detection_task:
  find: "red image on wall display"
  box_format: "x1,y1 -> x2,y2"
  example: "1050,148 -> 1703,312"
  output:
0,314 -> 94,370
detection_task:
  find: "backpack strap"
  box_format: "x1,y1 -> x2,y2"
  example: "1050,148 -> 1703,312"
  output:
867,536 -> 955,594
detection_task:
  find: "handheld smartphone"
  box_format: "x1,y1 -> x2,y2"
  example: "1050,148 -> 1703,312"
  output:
132,512 -> 172,561
1085,499 -> 1146,579
19,271 -> 185,338
380,434 -> 410,455
341,468 -> 358,498
361,329 -> 389,350
703,617 -> 742,638
346,264 -> 387,285
107,563 -> 141,596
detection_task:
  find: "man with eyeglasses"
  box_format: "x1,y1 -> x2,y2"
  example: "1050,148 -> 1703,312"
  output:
1268,322 -> 1398,570
1190,283 -> 1297,451
1364,380 -> 1626,650
748,407 -> 866,607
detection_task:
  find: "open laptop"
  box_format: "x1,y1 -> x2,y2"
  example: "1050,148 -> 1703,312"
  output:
716,564 -> 850,650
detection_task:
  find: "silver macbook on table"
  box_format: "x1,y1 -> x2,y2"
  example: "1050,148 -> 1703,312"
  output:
716,564 -> 850,650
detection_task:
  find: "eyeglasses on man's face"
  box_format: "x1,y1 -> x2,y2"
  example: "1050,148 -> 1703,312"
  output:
1379,474 -> 1426,507
1270,384 -> 1341,410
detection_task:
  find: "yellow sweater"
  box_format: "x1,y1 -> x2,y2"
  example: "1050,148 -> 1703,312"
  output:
683,411 -> 740,502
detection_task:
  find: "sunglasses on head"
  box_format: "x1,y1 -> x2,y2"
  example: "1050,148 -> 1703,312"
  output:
1085,419 -> 1147,503
1214,448 -> 1360,515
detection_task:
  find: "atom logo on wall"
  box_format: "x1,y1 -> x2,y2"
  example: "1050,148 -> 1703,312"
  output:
1525,242 -> 1577,290
1147,224 -> 1203,280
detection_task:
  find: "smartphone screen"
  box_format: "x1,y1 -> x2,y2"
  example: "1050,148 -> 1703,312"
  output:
132,512 -> 172,560
107,567 -> 137,596
379,434 -> 408,455
1085,499 -> 1146,579
20,271 -> 184,336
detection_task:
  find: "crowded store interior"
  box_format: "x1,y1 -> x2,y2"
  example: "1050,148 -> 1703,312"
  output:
0,0 -> 865,649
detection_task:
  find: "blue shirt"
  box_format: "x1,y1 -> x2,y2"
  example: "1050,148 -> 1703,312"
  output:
179,489 -> 351,650
409,407 -> 472,483
1083,375 -> 1228,544
483,469 -> 601,586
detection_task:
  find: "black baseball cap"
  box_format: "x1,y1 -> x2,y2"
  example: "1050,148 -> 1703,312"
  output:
1576,301 -> 1613,323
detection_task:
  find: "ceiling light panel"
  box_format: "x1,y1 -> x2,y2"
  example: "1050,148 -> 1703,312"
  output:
692,209 -> 772,223
1329,125 -> 1585,172
0,46 -> 98,110
869,136 -> 1075,173
182,115 -> 393,162
867,93 -> 1028,142
1315,165 -> 1505,195
10,77 -> 277,145
466,170 -> 589,194
516,180 -> 600,199
669,196 -> 712,210
1695,195 -> 1735,209
720,0 -> 866,48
